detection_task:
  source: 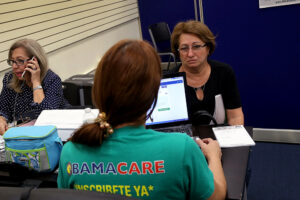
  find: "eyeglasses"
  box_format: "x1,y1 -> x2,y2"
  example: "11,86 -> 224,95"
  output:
178,43 -> 207,54
7,58 -> 32,67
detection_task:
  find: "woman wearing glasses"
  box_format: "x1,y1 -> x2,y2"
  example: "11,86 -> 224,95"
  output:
0,38 -> 69,135
171,20 -> 244,125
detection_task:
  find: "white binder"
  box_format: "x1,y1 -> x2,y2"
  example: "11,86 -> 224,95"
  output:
35,109 -> 99,141
210,94 -> 226,125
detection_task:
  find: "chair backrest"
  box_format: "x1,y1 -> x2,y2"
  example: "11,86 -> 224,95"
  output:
148,22 -> 172,53
0,187 -> 139,200
62,82 -> 93,107
62,82 -> 81,106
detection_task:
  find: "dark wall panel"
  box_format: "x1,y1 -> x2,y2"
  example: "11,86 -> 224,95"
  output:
138,0 -> 196,44
203,1 -> 300,129
138,0 -> 300,129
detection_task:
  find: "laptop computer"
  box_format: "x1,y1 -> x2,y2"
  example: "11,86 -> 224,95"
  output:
145,72 -> 193,136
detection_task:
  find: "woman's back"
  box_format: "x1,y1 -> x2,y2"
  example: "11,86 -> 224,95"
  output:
58,126 -> 214,200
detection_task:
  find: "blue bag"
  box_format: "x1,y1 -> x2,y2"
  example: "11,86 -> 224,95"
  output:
3,125 -> 62,172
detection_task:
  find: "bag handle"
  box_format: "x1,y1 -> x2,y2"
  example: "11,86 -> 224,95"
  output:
55,137 -> 63,146
193,110 -> 218,125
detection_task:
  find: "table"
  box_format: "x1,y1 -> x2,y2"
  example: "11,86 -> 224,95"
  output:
192,125 -> 252,200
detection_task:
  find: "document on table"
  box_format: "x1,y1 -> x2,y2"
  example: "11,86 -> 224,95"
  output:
35,109 -> 99,129
35,109 -> 99,142
212,125 -> 255,148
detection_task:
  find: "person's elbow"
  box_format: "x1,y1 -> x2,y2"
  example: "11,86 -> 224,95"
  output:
226,107 -> 244,125
207,180 -> 227,200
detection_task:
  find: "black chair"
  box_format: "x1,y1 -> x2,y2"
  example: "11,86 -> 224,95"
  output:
62,82 -> 81,106
0,187 -> 139,200
148,22 -> 177,71
62,81 -> 93,108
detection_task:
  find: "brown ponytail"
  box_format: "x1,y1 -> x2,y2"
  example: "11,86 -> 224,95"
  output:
69,123 -> 105,146
69,40 -> 161,146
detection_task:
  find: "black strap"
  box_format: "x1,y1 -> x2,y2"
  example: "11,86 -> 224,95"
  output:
20,187 -> 34,200
20,180 -> 43,200
22,179 -> 42,188
193,110 -> 218,125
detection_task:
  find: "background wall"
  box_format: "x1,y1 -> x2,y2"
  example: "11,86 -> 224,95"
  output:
47,19 -> 140,81
137,0 -> 196,44
138,0 -> 300,129
0,0 -> 141,89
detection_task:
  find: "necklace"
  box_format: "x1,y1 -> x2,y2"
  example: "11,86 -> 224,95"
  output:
194,84 -> 205,92
194,84 -> 205,101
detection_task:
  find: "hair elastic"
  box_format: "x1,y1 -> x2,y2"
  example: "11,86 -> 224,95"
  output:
95,112 -> 113,137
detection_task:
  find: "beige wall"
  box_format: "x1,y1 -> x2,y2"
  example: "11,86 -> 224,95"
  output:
0,19 -> 141,90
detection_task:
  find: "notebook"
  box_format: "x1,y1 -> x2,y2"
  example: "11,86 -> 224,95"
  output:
145,72 -> 192,136
35,109 -> 99,141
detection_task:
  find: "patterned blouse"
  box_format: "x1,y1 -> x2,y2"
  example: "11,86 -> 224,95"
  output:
0,69 -> 69,123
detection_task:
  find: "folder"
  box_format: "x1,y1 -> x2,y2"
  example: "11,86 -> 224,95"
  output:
35,109 -> 99,141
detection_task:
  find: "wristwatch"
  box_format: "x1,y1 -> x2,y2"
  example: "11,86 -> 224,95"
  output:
33,85 -> 43,91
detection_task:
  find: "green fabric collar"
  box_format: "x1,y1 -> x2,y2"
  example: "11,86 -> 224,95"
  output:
110,125 -> 148,138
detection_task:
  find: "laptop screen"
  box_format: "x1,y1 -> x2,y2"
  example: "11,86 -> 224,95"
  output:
146,74 -> 189,126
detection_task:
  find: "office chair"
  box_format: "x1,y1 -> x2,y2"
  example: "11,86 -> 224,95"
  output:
0,187 -> 139,200
148,22 -> 177,71
62,81 -> 93,108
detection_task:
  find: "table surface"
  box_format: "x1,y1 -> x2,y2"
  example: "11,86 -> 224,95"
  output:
1,123 -> 251,199
192,125 -> 252,200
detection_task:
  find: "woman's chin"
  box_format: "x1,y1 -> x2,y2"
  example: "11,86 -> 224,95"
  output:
185,63 -> 200,69
14,73 -> 24,80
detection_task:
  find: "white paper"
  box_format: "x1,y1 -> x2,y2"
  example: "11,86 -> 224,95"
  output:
35,109 -> 99,141
55,129 -> 76,142
259,0 -> 300,9
35,109 -> 99,129
213,125 -> 255,148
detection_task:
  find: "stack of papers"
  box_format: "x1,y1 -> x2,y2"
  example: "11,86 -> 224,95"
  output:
35,109 -> 99,141
212,125 -> 255,148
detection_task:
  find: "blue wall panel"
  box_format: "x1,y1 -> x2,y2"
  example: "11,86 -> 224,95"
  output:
203,1 -> 300,129
138,1 -> 300,129
138,0 -> 195,44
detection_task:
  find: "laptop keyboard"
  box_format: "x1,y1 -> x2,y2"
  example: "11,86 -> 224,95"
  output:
155,125 -> 193,136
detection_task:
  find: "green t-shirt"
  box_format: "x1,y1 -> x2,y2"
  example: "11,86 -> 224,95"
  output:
57,126 -> 214,200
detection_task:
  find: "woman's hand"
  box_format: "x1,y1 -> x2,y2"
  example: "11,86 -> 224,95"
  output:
196,138 -> 226,200
196,137 -> 222,161
0,116 -> 8,135
24,57 -> 41,86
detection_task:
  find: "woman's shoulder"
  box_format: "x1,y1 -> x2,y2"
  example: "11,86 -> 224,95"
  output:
2,72 -> 13,86
61,141 -> 84,155
209,59 -> 235,75
209,59 -> 231,69
45,69 -> 60,78
153,131 -> 203,158
4,71 -> 13,80
42,69 -> 62,83
152,129 -> 195,146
